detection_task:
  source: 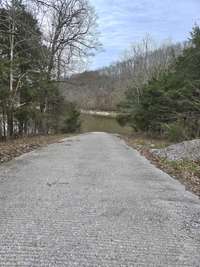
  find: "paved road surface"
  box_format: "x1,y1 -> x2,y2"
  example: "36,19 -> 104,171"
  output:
0,132 -> 200,266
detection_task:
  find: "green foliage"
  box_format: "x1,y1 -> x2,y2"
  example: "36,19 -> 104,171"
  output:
119,25 -> 200,141
161,121 -> 188,142
0,3 -> 81,138
61,103 -> 81,133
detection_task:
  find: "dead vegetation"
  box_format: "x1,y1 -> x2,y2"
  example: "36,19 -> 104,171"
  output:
0,135 -> 68,164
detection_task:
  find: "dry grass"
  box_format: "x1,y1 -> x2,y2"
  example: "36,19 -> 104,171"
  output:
123,133 -> 171,149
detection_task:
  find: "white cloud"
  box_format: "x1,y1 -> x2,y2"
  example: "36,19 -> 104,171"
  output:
90,0 -> 200,69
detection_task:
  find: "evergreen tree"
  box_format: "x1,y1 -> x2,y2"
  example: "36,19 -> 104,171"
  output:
119,25 -> 200,140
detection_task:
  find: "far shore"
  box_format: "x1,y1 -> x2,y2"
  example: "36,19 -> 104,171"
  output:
80,110 -> 118,118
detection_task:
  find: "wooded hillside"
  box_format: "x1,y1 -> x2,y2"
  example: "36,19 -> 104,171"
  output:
60,38 -> 183,111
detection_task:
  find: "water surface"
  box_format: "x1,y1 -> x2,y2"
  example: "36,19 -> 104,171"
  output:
81,114 -> 132,135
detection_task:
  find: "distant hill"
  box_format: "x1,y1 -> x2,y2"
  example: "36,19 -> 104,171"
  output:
59,42 -> 183,111
59,70 -> 126,111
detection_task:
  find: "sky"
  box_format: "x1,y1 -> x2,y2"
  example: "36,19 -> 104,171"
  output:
89,0 -> 200,70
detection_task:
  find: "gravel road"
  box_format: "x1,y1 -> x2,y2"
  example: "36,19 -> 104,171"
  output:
0,132 -> 199,266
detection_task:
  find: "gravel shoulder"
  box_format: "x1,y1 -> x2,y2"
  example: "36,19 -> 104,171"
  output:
0,132 -> 199,266
124,135 -> 200,197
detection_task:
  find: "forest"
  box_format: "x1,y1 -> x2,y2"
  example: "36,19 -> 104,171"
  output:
1,0 -> 200,143
63,26 -> 200,142
0,0 -> 98,139
62,36 -> 183,111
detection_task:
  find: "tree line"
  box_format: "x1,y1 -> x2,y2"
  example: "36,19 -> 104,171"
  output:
62,36 -> 183,111
62,25 -> 200,142
0,0 -> 98,139
118,26 -> 200,141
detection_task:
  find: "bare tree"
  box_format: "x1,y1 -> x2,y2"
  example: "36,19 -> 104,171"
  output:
119,36 -> 183,103
33,0 -> 99,79
60,37 -> 184,112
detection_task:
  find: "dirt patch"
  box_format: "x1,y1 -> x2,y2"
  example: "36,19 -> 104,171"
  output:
123,135 -> 200,198
0,134 -> 70,164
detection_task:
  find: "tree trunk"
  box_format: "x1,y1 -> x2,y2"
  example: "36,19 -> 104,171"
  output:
7,108 -> 14,138
8,0 -> 16,139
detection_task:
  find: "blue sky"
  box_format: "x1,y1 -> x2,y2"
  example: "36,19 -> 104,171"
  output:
89,0 -> 200,70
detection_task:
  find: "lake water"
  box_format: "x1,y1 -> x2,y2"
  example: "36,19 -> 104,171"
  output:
80,114 -> 132,135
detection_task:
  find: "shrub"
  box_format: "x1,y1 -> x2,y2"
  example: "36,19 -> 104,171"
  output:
61,103 -> 81,133
116,113 -> 130,127
162,121 -> 188,142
